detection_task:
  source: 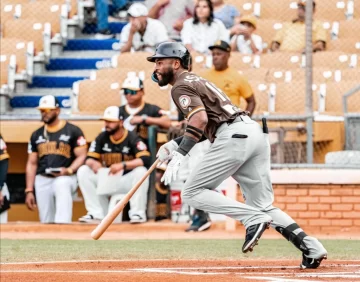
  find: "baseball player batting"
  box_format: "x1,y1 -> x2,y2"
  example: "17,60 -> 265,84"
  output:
147,42 -> 327,269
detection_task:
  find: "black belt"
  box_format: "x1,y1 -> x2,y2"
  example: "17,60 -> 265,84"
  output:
39,173 -> 56,178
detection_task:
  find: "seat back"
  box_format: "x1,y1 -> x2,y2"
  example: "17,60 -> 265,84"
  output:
143,79 -> 171,111
256,19 -> 284,48
259,52 -> 302,69
3,19 -> 45,53
324,81 -> 360,114
315,0 -> 347,21
78,79 -> 122,114
0,38 -> 27,72
338,20 -> 360,39
116,52 -> 154,70
224,0 -> 254,16
256,0 -> 298,21
327,38 -> 360,53
248,80 -> 269,114
313,51 -> 351,69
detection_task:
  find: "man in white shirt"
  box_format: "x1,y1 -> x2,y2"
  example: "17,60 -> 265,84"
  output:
230,16 -> 263,55
120,3 -> 169,53
146,0 -> 194,41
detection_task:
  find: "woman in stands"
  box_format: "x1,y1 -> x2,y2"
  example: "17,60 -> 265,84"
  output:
181,0 -> 230,54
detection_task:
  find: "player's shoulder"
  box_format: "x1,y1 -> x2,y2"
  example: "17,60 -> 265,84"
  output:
32,125 -> 45,137
144,102 -> 161,112
95,131 -> 109,142
65,122 -> 83,133
126,130 -> 140,143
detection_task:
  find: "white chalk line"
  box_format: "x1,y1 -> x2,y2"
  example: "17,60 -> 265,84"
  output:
244,276 -> 318,282
2,259 -> 360,265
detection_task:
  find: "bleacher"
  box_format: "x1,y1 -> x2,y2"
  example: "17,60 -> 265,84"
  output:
0,0 -> 359,163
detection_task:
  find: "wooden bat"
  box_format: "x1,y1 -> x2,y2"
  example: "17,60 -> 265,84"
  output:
91,159 -> 160,240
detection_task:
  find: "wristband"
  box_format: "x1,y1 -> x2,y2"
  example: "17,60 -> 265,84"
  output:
122,161 -> 127,171
177,135 -> 197,156
67,168 -> 74,175
141,114 -> 148,125
25,188 -> 34,194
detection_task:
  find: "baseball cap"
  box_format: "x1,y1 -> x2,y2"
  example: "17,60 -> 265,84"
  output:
208,40 -> 231,52
240,15 -> 257,29
37,95 -> 60,110
100,106 -> 122,122
298,0 -> 316,8
121,76 -> 144,91
127,3 -> 148,17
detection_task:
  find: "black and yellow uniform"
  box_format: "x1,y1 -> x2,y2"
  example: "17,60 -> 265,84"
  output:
87,129 -> 151,172
119,103 -> 163,144
0,134 -> 10,191
28,121 -> 87,175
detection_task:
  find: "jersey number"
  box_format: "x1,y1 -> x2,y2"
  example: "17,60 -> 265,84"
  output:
205,82 -> 237,115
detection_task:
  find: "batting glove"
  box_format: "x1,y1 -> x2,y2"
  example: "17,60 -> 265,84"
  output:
156,140 -> 179,163
161,151 -> 184,186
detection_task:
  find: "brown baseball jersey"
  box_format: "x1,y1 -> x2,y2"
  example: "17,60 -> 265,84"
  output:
171,71 -> 244,142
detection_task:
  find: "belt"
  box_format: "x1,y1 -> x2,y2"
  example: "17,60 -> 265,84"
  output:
39,173 -> 56,178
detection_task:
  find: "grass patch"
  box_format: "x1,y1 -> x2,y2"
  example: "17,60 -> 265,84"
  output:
0,239 -> 358,262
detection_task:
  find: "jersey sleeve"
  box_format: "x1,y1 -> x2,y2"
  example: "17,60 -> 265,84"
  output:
149,104 -> 163,118
87,134 -> 103,160
0,135 -> 10,160
71,126 -> 87,149
27,132 -> 38,154
130,135 -> 151,168
171,84 -> 206,120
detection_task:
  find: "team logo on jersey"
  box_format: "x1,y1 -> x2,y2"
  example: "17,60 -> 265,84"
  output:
136,141 -> 147,151
179,95 -> 191,109
89,141 -> 96,152
122,146 -> 130,154
77,136 -> 87,146
102,143 -> 112,152
59,134 -> 71,142
35,136 -> 46,144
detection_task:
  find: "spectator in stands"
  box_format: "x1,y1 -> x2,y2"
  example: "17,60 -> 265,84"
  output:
77,106 -> 151,224
188,40 -> 256,232
181,0 -> 229,54
120,3 -> 169,53
270,0 -> 326,52
0,134 -> 10,224
95,0 -> 129,39
25,95 -> 87,223
230,16 -> 263,54
146,0 -> 194,41
119,75 -> 171,145
211,0 -> 240,29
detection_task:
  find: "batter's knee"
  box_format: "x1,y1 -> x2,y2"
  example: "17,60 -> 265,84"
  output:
77,165 -> 92,179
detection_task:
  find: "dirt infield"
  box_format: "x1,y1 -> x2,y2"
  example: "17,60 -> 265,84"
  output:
1,259 -> 360,282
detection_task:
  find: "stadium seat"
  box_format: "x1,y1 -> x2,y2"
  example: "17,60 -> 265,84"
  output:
248,80 -> 269,114
254,0 -> 298,21
0,54 -> 16,92
338,19 -> 360,39
240,68 -> 270,82
143,79 -> 171,111
0,0 -> 28,24
338,68 -> 360,81
224,0 -> 254,16
20,0 -> 68,35
319,81 -> 359,114
0,38 -> 28,72
77,79 -> 122,114
315,0 -> 347,21
228,53 -> 255,70
3,19 -> 49,55
313,52 -> 353,69
191,51 -> 210,72
258,53 -> 302,69
327,38 -> 360,53
112,52 -> 154,70
255,19 -> 284,49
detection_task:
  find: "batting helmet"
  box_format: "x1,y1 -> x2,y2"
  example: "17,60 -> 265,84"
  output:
147,42 -> 191,70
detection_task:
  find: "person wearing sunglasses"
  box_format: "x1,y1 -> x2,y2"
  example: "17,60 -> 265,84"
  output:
25,95 -> 87,223
119,75 -> 171,145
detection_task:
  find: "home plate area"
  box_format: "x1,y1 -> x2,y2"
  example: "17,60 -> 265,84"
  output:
1,260 -> 360,282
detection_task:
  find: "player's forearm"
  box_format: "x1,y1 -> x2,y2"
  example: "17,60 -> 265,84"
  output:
123,158 -> 144,170
145,116 -> 171,129
148,3 -> 162,19
69,155 -> 86,172
245,95 -> 256,116
85,158 -> 102,169
25,162 -> 37,191
120,34 -> 135,53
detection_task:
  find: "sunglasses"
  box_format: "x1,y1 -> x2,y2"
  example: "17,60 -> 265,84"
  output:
123,89 -> 140,95
40,109 -> 54,113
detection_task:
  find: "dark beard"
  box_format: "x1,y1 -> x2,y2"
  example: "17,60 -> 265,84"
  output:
43,115 -> 57,124
106,125 -> 120,135
158,69 -> 174,87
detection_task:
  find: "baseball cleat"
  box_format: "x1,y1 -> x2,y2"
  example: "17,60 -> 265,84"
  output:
242,221 -> 271,253
78,214 -> 101,224
185,211 -> 212,232
300,253 -> 327,269
130,215 -> 147,224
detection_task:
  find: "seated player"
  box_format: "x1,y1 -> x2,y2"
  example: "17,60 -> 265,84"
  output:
77,106 -> 151,224
0,134 -> 10,223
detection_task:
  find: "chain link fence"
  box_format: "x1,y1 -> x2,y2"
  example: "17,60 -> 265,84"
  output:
0,0 -> 359,166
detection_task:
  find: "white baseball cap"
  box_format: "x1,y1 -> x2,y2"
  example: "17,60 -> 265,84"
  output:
127,3 -> 148,17
122,76 -> 144,91
100,106 -> 122,122
37,95 -> 60,110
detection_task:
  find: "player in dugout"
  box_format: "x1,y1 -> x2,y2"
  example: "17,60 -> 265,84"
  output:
77,106 -> 151,224
25,95 -> 87,223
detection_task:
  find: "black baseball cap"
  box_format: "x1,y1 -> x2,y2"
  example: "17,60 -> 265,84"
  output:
209,40 -> 231,52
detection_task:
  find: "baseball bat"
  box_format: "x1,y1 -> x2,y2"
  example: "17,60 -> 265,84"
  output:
91,159 -> 160,240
